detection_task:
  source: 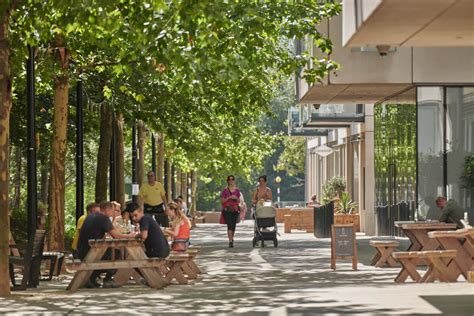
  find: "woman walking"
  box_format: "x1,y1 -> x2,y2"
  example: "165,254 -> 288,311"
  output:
252,175 -> 273,205
220,175 -> 241,248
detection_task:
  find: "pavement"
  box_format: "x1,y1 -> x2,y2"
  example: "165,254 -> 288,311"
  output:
0,221 -> 473,315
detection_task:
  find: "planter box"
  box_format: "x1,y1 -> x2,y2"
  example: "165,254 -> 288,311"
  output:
284,208 -> 314,233
334,214 -> 360,232
276,208 -> 291,223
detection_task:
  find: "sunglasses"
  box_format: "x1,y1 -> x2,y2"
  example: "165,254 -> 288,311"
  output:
227,178 -> 235,181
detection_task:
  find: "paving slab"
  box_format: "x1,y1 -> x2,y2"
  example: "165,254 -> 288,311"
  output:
1,222 -> 473,315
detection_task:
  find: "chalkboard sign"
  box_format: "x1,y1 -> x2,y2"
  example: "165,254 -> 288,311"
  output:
331,224 -> 357,270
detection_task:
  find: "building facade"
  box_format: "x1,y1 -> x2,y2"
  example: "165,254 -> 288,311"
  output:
294,1 -> 474,235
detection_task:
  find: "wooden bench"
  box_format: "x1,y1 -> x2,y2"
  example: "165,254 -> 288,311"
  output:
9,230 -> 47,290
41,251 -> 65,280
283,208 -> 314,233
393,250 -> 457,283
369,240 -> 399,267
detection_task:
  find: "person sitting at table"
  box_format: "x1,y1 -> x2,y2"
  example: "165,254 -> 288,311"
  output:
127,202 -> 170,258
77,201 -> 137,288
164,201 -> 191,251
71,202 -> 100,259
435,196 -> 465,229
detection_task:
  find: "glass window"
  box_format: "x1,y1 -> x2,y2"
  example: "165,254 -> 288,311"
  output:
446,87 -> 474,220
417,87 -> 444,220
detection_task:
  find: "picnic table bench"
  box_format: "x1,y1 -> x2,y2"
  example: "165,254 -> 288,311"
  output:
393,250 -> 458,283
428,228 -> 474,281
369,240 -> 399,267
66,239 -> 168,292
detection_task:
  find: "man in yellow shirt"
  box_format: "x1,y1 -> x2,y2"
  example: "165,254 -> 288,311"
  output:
138,171 -> 169,227
71,202 -> 100,258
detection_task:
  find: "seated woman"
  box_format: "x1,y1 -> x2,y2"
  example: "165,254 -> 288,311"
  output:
164,202 -> 191,251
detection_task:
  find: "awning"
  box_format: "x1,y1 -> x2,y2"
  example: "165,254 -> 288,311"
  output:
299,83 -> 414,105
344,0 -> 474,47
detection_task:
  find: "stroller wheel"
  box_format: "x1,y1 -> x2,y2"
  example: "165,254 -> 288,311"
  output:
273,239 -> 278,247
252,237 -> 257,248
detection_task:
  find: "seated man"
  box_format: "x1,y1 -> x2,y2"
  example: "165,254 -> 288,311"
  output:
128,202 -> 170,258
71,202 -> 100,258
77,201 -> 137,288
435,196 -> 465,229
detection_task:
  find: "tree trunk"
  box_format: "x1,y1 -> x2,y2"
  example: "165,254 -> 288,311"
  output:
10,146 -> 21,209
190,170 -> 197,217
157,133 -> 165,183
95,103 -> 112,203
137,120 -> 146,186
115,112 -> 125,207
40,162 -> 49,205
176,169 -> 182,197
166,160 -> 172,203
180,170 -> 187,201
0,5 -> 13,296
48,75 -> 69,251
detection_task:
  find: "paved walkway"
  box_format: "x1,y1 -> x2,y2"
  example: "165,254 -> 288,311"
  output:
1,222 -> 473,315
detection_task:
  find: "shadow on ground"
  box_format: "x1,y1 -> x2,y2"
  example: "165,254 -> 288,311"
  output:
1,222 -> 472,315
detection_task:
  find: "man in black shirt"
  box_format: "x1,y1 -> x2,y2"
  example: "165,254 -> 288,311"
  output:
128,202 -> 170,258
77,201 -> 137,288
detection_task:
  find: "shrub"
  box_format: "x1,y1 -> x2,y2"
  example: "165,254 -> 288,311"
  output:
321,176 -> 346,204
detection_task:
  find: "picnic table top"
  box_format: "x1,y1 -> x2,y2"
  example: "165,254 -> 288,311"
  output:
428,227 -> 474,238
394,221 -> 457,230
88,238 -> 142,247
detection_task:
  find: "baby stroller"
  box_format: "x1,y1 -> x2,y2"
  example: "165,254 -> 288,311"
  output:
252,204 -> 278,248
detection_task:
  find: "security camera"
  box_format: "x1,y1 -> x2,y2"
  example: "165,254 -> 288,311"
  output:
312,104 -> 320,110
376,45 -> 390,56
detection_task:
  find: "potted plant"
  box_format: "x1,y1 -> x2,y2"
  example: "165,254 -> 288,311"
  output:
334,191 -> 361,232
321,176 -> 346,204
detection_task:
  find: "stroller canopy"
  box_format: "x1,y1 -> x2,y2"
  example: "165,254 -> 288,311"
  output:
255,205 -> 276,218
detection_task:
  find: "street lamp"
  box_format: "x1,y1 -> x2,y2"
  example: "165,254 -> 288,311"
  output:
275,176 -> 282,206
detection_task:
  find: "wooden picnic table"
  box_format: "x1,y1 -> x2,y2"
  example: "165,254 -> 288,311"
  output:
394,221 -> 457,252
67,238 -> 168,292
428,228 -> 474,281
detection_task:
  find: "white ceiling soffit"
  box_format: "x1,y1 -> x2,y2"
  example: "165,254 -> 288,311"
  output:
298,83 -> 414,105
345,0 -> 474,47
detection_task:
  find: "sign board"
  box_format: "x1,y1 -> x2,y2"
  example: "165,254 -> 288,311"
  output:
313,145 -> 334,157
132,184 -> 139,195
331,224 -> 357,270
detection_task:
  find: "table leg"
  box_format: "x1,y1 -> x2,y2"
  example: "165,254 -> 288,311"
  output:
371,250 -> 382,266
166,261 -> 188,285
395,259 -> 421,283
67,247 -> 108,292
126,246 -> 167,289
437,237 -> 470,280
181,262 -> 198,279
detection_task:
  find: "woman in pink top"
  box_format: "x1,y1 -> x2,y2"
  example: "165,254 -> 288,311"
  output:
221,175 -> 241,248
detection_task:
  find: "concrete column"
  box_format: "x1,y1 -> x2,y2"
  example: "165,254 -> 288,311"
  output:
364,104 -> 376,236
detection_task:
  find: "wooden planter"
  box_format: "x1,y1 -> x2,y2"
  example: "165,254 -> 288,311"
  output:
334,214 -> 360,232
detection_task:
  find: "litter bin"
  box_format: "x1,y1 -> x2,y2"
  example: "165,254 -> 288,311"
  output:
313,202 -> 334,238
